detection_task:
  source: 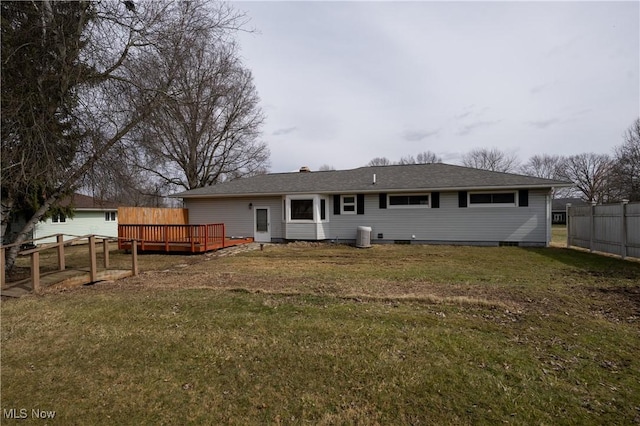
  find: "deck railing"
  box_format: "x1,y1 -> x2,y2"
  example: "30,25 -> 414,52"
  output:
118,223 -> 226,252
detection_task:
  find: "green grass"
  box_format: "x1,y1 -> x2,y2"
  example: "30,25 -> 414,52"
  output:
2,244 -> 639,424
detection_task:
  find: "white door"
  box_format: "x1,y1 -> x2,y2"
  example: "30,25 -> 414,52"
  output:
254,207 -> 271,242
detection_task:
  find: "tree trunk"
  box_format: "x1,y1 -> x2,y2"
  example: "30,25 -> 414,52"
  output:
1,195 -> 14,244
4,192 -> 62,272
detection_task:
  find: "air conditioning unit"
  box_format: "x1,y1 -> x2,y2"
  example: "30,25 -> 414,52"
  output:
356,226 -> 372,248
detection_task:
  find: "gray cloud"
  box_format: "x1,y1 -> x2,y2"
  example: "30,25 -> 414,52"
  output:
457,120 -> 501,136
528,118 -> 561,129
530,80 -> 559,95
403,129 -> 440,142
272,126 -> 298,136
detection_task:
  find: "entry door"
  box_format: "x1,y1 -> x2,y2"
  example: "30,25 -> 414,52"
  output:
254,207 -> 271,242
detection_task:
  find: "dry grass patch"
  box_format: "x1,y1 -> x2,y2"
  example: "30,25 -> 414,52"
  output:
2,243 -> 640,424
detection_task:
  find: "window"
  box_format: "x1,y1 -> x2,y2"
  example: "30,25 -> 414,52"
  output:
342,195 -> 356,214
291,199 -> 314,220
469,192 -> 516,207
105,211 -> 117,222
320,199 -> 326,220
52,214 -> 66,223
388,194 -> 430,208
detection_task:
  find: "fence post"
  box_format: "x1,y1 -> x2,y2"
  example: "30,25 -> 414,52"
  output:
1,247 -> 5,288
57,234 -> 65,271
621,199 -> 629,260
103,239 -> 110,269
31,251 -> 40,294
89,235 -> 97,282
565,203 -> 572,248
589,201 -> 597,253
132,239 -> 138,276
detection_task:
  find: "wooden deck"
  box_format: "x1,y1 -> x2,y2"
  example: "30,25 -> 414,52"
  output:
118,224 -> 253,253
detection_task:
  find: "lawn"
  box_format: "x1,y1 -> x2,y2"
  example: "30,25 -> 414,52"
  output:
2,242 -> 639,425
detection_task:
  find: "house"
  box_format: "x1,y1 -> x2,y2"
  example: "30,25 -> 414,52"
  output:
33,193 -> 120,244
551,198 -> 588,225
171,163 -> 572,247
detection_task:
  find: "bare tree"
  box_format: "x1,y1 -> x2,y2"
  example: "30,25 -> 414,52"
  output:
367,157 -> 393,166
520,154 -> 568,198
461,148 -> 520,172
559,153 -> 613,203
1,1 -> 248,270
318,164 -> 335,171
398,155 -> 416,165
132,2 -> 268,191
610,118 -> 640,201
416,151 -> 442,164
520,154 -> 564,179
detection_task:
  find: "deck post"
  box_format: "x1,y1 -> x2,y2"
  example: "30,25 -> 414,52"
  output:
164,225 -> 169,252
204,225 -> 209,251
31,251 -> 40,294
89,235 -> 98,282
57,234 -> 65,271
222,224 -> 226,248
1,247 -> 5,287
190,226 -> 195,252
132,239 -> 138,276
103,238 -> 110,269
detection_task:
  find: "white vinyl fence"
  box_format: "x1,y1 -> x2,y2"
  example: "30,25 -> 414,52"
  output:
567,201 -> 640,259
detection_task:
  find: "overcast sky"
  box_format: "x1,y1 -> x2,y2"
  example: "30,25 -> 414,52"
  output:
232,1 -> 639,173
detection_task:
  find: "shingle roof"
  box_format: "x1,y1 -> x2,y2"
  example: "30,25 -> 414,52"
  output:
172,163 -> 573,198
57,193 -> 119,210
552,197 -> 588,210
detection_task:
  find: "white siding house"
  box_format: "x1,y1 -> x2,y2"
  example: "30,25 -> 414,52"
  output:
175,164 -> 572,247
34,194 -> 119,244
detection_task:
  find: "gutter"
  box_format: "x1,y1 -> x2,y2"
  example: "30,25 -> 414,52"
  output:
171,183 -> 574,199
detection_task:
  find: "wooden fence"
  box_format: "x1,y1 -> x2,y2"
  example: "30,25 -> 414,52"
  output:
118,207 -> 188,225
567,201 -> 640,259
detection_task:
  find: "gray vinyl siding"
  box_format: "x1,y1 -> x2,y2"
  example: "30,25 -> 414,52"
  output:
329,190 -> 549,245
185,196 -> 284,240
184,189 -> 550,245
285,222 -> 329,240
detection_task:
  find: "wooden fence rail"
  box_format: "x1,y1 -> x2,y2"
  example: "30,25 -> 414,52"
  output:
567,201 -> 640,259
1,234 -> 139,294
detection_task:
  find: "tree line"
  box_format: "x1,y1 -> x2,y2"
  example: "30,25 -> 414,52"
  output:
366,118 -> 640,204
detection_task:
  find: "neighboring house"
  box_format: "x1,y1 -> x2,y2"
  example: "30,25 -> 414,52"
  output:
34,193 -> 120,244
551,198 -> 588,225
172,163 -> 572,247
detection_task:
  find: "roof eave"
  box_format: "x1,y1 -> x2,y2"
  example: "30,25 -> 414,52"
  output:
172,182 -> 573,199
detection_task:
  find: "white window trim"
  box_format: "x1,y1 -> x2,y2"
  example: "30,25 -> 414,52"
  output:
468,191 -> 517,208
387,193 -> 431,209
51,214 -> 67,224
284,195 -> 329,223
341,194 -> 356,215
